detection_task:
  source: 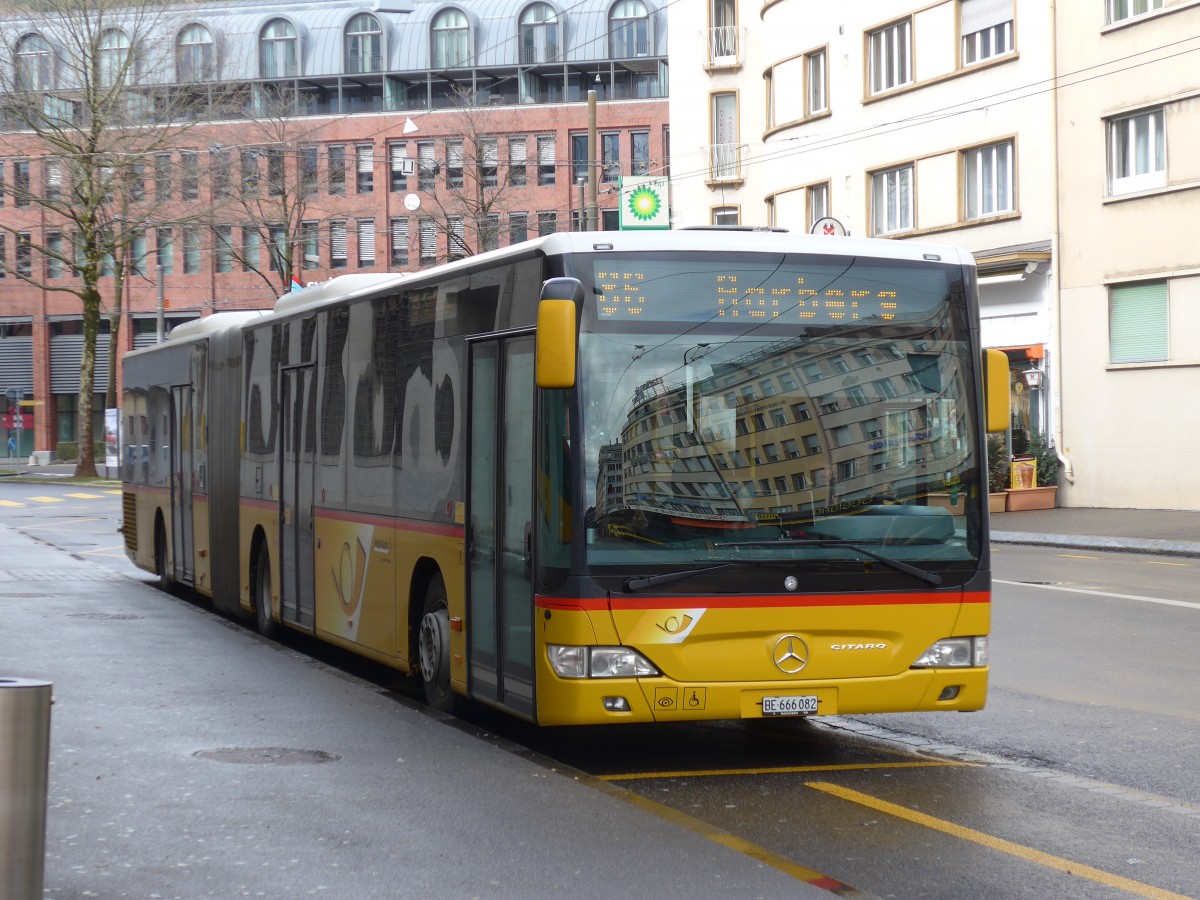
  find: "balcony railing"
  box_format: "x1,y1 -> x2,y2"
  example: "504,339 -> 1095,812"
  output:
708,142 -> 744,182
705,26 -> 743,67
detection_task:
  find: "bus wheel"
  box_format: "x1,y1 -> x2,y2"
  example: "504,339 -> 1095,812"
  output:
154,522 -> 171,592
253,543 -> 276,638
418,574 -> 456,712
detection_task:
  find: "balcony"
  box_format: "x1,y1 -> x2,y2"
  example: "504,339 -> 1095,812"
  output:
707,142 -> 745,185
705,26 -> 744,69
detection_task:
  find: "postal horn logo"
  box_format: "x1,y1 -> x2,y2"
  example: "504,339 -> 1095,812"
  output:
628,185 -> 662,222
332,537 -> 368,618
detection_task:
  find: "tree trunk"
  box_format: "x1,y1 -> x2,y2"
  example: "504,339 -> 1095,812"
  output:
75,284 -> 101,478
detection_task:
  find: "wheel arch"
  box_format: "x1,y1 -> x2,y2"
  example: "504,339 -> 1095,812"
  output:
407,557 -> 444,666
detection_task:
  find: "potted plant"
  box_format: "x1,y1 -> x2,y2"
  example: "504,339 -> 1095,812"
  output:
1006,431 -> 1059,511
986,434 -> 1010,514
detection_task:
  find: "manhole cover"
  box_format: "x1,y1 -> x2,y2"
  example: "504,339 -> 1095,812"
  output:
194,747 -> 340,766
67,612 -> 144,620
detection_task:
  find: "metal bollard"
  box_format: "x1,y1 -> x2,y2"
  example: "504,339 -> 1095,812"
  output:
0,678 -> 52,900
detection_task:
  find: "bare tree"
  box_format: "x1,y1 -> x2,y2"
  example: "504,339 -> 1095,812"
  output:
205,85 -> 341,298
418,86 -> 525,263
0,0 -> 235,476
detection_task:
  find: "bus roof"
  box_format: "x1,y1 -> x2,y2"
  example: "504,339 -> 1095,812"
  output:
247,230 -> 977,325
166,310 -> 271,342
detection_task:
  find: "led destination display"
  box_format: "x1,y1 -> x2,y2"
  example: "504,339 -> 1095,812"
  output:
593,257 -> 954,325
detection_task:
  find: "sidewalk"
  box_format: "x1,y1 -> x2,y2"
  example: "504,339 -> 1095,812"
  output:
991,506 -> 1200,558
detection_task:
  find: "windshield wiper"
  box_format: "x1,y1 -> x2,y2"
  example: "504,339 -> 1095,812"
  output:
622,563 -> 738,593
712,539 -> 942,586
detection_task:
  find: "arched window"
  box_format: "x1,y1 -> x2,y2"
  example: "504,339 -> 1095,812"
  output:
260,18 -> 298,78
609,0 -> 649,58
15,33 -> 52,91
345,13 -> 382,73
176,24 -> 215,82
431,8 -> 470,69
98,29 -> 131,87
518,3 -> 558,64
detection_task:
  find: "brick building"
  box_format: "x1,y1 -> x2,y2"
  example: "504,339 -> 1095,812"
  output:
0,0 -> 669,456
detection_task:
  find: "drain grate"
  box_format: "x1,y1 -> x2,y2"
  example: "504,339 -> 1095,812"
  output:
67,612 -> 144,620
194,747 -> 340,766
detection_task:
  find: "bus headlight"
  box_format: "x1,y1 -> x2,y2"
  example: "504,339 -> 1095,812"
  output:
547,645 -> 659,679
912,636 -> 988,668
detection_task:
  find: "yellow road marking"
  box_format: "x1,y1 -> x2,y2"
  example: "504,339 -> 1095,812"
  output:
103,490 -> 123,495
1147,561 -> 1190,568
601,760 -> 974,782
808,782 -> 1191,900
28,495 -> 64,503
66,492 -> 104,499
1057,553 -> 1099,559
0,500 -> 25,507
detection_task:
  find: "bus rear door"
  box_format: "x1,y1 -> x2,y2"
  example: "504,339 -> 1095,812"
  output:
279,364 -> 316,630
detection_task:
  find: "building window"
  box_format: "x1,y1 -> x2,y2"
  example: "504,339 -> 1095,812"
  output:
868,18 -> 911,95
509,212 -> 528,244
961,0 -> 1013,65
328,145 -> 346,195
154,153 -> 172,201
130,231 -> 147,277
571,133 -> 588,184
265,147 -> 284,196
239,149 -> 258,197
357,219 -> 375,267
182,226 -> 201,275
418,219 -> 437,263
302,221 -> 319,269
519,3 -> 559,64
806,48 -> 828,115
1109,108 -> 1165,195
389,142 -> 410,191
808,182 -> 829,228
215,226 -> 233,273
182,151 -> 200,201
241,228 -> 259,272
176,23 -> 215,82
260,19 -> 297,78
446,140 -> 464,189
537,210 -> 557,236
16,33 -> 53,91
13,160 -> 29,207
16,233 -> 31,278
330,221 -> 348,269
432,8 -> 470,68
300,146 -> 318,196
156,227 -> 173,275
98,29 -> 131,87
480,214 -> 501,252
480,137 -> 499,188
631,131 -> 650,176
537,134 -> 556,186
354,144 -> 374,194
0,234 -> 6,276
964,140 -> 1014,219
610,0 -> 649,58
45,232 -> 63,279
710,92 -> 739,181
601,132 -> 620,183
712,206 -> 739,226
390,218 -> 409,267
267,226 -> 287,272
708,0 -> 737,63
417,141 -> 436,190
508,137 -> 527,186
345,13 -> 382,74
43,158 -> 61,201
1110,281 -> 1167,363
448,216 -> 466,259
872,164 -> 914,235
1108,0 -> 1162,24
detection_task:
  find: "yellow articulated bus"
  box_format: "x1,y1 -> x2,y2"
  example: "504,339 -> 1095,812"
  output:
122,230 -> 1009,726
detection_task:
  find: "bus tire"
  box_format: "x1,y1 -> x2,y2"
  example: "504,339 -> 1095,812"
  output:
154,520 -> 171,593
253,543 -> 276,638
418,574 -> 456,713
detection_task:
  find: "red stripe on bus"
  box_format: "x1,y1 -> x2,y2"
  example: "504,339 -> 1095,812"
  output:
536,592 -> 989,611
316,507 -> 464,538
240,497 -> 276,511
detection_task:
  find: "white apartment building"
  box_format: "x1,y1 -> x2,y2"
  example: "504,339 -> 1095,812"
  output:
668,1 -> 1061,494
1054,1 -> 1200,510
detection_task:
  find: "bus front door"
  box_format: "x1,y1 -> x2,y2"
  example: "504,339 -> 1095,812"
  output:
170,385 -> 194,586
279,365 -> 316,630
467,335 -> 536,720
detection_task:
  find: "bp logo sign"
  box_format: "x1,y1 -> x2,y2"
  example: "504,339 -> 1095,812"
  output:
619,176 -> 670,230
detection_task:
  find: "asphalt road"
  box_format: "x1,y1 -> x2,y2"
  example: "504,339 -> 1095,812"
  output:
3,481 -> 1198,899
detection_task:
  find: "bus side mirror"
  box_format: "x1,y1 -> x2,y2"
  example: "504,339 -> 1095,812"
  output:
536,278 -> 583,389
983,348 -> 1010,433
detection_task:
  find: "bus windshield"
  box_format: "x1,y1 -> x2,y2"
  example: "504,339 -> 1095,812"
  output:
575,251 -> 984,577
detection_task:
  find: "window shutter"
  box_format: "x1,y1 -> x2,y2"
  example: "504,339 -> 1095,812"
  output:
390,143 -> 406,171
509,137 -> 526,164
357,145 -> 373,173
961,0 -> 1013,33
537,134 -> 555,164
418,141 -> 435,172
419,219 -> 437,256
331,221 -> 347,258
481,138 -> 498,166
447,141 -> 464,168
1110,281 -> 1168,363
358,219 -> 375,261
391,217 -> 408,248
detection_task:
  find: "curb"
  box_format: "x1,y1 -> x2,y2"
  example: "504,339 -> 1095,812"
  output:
992,531 -> 1200,559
